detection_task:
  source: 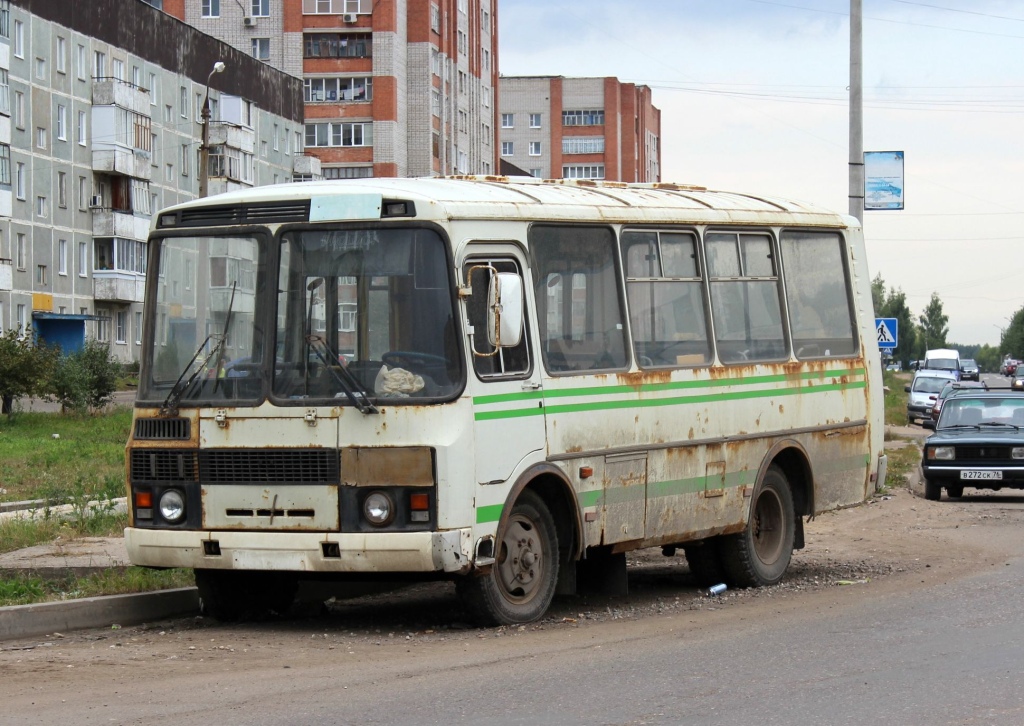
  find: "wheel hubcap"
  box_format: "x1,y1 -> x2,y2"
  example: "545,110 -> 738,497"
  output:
752,489 -> 784,566
496,515 -> 543,603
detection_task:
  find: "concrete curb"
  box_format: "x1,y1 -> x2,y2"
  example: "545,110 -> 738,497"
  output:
0,588 -> 199,642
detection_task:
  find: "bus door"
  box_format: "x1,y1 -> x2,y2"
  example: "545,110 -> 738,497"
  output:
462,248 -> 546,486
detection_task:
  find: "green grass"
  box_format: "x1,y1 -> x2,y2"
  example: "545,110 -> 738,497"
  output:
0,409 -> 131,503
0,511 -> 128,556
883,369 -> 912,427
882,440 -> 921,492
0,568 -> 194,608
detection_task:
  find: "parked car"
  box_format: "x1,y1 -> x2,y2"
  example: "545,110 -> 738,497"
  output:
905,370 -> 960,426
959,358 -> 980,381
921,390 -> 1024,500
928,380 -> 987,427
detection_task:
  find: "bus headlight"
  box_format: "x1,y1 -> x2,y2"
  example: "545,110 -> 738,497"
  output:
158,490 -> 186,523
363,491 -> 394,526
928,447 -> 955,461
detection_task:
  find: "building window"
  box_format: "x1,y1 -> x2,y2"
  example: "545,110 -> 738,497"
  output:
77,110 -> 87,145
529,168 -> 542,178
501,141 -> 513,157
181,144 -> 189,176
563,137 -> 606,154
501,113 -> 513,128
78,176 -> 88,210
251,0 -> 270,15
16,304 -> 26,335
36,196 -> 47,218
430,3 -> 440,32
13,19 -> 22,58
0,2 -> 9,39
0,144 -> 9,186
36,127 -> 46,149
165,163 -> 174,181
58,172 -> 67,208
180,86 -> 188,118
530,113 -> 542,128
304,121 -> 374,147
35,58 -> 46,80
0,69 -> 8,115
562,165 -> 605,179
77,44 -> 86,80
563,110 -> 605,126
37,264 -> 47,285
251,38 -> 271,60
116,311 -> 127,344
322,166 -> 373,179
15,161 -> 24,199
303,76 -> 373,102
112,58 -> 124,81
16,233 -> 25,269
431,90 -> 440,117
529,142 -> 542,156
202,0 -> 220,17
149,72 -> 157,105
303,33 -> 371,58
135,311 -> 143,345
79,241 -> 88,276
302,0 -> 371,13
58,239 -> 68,275
96,313 -> 109,342
13,90 -> 22,128
56,105 -> 67,140
94,51 -> 106,79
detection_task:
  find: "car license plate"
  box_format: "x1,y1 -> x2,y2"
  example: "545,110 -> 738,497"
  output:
960,470 -> 1002,480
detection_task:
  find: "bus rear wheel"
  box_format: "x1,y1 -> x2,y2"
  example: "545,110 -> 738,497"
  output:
720,465 -> 795,587
194,569 -> 298,621
457,490 -> 559,626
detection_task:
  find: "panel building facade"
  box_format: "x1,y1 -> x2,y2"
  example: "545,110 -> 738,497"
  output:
164,0 -> 498,179
0,0 -> 305,362
499,76 -> 661,183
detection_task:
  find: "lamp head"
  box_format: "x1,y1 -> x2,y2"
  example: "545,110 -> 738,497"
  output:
213,61 -> 226,74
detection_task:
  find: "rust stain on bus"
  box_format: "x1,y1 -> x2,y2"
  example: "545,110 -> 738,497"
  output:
615,369 -> 673,391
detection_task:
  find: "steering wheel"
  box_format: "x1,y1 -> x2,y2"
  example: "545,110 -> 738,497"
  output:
382,351 -> 448,371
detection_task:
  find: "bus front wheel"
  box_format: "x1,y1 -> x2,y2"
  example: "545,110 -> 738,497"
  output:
457,490 -> 559,626
720,465 -> 795,587
194,569 -> 298,621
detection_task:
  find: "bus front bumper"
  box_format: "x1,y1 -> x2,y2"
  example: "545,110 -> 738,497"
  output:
124,527 -> 474,575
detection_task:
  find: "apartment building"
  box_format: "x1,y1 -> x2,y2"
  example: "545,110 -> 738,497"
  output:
0,0 -> 305,362
499,76 -> 661,183
163,0 -> 499,178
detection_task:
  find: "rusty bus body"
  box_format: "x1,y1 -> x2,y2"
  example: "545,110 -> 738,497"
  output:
124,176 -> 886,624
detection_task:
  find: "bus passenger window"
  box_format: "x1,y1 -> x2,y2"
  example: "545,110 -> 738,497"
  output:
621,230 -> 711,368
530,225 -> 628,373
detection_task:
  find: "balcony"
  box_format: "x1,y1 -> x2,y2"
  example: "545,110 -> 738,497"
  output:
91,209 -> 149,242
94,272 -> 145,303
209,121 -> 255,154
92,78 -> 153,181
0,257 -> 12,292
293,154 -> 322,177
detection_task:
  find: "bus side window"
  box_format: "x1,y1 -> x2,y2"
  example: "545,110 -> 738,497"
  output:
464,257 -> 531,378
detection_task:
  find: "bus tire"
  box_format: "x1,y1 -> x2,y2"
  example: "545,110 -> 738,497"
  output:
923,478 -> 942,501
720,465 -> 795,588
683,539 -> 726,588
457,490 -> 559,626
194,569 -> 297,621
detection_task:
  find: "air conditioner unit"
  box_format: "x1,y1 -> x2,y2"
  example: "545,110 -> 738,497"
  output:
243,15 -> 255,26
89,195 -> 103,208
342,13 -> 358,23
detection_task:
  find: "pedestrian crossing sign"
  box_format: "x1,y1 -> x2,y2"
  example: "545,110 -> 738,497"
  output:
875,318 -> 898,348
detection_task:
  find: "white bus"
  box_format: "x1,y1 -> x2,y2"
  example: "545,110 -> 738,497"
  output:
125,176 -> 886,625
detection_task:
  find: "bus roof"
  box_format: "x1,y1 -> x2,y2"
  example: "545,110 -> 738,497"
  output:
154,176 -> 856,231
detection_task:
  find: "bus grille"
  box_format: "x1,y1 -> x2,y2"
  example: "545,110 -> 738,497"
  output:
131,449 -> 339,484
134,418 -> 191,440
162,201 -> 311,228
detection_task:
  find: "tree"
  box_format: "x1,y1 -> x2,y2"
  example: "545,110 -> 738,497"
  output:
917,293 -> 949,353
878,286 -> 917,368
0,328 -> 54,418
871,273 -> 886,317
46,340 -> 121,413
1001,306 -> 1024,360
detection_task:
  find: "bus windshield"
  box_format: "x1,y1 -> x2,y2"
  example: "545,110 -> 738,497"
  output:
140,226 -> 462,407
274,227 -> 461,402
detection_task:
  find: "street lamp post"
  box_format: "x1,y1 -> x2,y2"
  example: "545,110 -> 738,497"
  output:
198,61 -> 226,198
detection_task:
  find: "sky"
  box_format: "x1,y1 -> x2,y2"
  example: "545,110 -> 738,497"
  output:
497,0 -> 1024,347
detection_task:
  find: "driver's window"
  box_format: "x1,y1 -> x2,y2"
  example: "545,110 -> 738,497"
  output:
464,256 -> 530,379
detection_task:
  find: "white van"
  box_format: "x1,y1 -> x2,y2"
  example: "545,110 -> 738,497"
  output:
923,348 -> 961,378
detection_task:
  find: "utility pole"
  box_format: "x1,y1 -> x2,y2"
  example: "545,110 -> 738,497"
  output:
199,61 -> 226,199
849,0 -> 863,222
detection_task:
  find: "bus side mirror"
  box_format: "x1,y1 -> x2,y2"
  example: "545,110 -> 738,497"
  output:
487,272 -> 523,348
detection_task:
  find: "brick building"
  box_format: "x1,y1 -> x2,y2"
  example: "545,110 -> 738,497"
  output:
499,76 -> 661,182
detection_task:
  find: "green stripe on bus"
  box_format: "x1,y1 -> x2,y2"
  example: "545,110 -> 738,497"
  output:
476,504 -> 504,524
474,380 -> 866,421
472,368 -> 865,406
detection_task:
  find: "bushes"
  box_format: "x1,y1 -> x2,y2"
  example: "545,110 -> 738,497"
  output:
0,329 -> 124,417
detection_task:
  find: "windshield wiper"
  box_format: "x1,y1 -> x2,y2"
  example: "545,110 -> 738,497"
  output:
306,334 -> 378,414
212,282 -> 239,394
